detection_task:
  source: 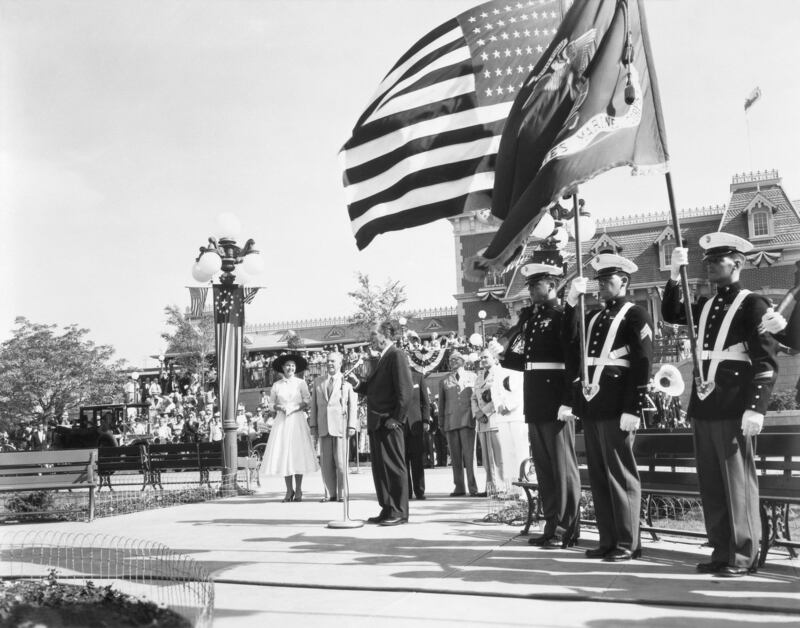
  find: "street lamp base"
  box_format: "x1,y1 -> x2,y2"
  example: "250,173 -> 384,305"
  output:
327,519 -> 364,529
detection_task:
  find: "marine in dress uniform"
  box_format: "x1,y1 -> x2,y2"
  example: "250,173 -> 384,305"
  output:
565,254 -> 653,561
662,232 -> 779,576
502,262 -> 580,548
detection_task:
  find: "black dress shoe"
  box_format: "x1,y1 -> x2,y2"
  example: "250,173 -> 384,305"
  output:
415,494 -> 426,500
539,536 -> 564,549
528,535 -> 554,546
696,560 -> 726,574
604,548 -> 636,562
716,565 -> 750,578
585,546 -> 612,559
366,514 -> 388,524
449,491 -> 466,497
562,536 -> 579,548
471,491 -> 487,497
378,516 -> 408,526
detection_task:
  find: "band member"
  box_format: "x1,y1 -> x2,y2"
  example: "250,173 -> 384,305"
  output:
504,262 -> 580,548
565,254 -> 653,561
347,321 -> 413,526
663,232 -> 779,576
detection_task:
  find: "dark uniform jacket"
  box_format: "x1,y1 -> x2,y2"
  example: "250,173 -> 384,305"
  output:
564,296 -> 653,421
502,299 -> 572,423
405,371 -> 432,434
661,280 -> 778,419
353,344 -> 414,431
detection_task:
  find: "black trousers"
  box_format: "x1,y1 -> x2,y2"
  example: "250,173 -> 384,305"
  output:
583,420 -> 641,552
528,420 -> 581,541
433,429 -> 449,466
368,426 -> 409,519
404,424 -> 426,498
693,418 -> 761,568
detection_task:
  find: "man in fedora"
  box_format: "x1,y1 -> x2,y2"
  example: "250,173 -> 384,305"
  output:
663,232 -> 779,576
566,253 -> 653,561
505,261 -> 580,549
347,321 -> 414,525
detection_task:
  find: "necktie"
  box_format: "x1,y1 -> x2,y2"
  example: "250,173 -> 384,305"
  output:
455,372 -> 460,381
484,369 -> 490,379
327,377 -> 334,396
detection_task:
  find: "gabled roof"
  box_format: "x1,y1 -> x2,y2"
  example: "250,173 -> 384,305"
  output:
719,174 -> 800,245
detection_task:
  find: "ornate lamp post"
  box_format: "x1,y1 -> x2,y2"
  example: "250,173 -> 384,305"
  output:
477,309 -> 487,345
191,213 -> 264,493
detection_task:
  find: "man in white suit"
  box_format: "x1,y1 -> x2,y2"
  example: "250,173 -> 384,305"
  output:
309,351 -> 358,502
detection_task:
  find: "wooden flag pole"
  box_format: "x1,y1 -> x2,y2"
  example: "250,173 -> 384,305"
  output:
665,172 -> 701,383
571,192 -> 590,388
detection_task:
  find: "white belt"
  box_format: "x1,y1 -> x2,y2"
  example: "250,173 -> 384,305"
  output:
525,362 -> 565,370
700,342 -> 751,363
586,358 -> 630,367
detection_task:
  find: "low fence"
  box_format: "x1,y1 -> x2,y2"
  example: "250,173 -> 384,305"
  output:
0,529 -> 214,627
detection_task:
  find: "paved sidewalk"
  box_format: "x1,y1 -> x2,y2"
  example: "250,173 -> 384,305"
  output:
3,467 -> 798,627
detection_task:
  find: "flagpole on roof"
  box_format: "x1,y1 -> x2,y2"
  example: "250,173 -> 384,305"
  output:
571,191 -> 590,389
636,0 -> 702,384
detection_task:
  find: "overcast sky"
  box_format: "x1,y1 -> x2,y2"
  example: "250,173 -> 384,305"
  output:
2,0 -> 798,367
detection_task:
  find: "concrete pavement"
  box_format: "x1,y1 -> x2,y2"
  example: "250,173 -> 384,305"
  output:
2,466 -> 798,627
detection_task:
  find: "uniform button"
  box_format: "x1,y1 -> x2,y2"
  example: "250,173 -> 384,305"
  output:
758,385 -> 762,389
734,372 -> 739,376
755,395 -> 760,399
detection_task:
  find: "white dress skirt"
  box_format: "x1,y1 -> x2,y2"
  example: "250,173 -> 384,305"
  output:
261,376 -> 319,477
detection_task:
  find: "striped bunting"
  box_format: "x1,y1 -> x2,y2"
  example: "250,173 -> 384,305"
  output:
341,0 -> 567,250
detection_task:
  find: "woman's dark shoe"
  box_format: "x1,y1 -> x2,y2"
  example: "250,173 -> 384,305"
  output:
294,491 -> 303,502
282,491 -> 295,503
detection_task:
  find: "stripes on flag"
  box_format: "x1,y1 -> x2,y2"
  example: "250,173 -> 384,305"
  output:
189,287 -> 209,318
341,0 -> 567,250
243,287 -> 260,304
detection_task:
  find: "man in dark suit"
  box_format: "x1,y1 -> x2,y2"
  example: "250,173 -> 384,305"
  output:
404,369 -> 431,500
663,232 -> 778,576
565,254 -> 653,562
347,321 -> 414,526
504,261 -> 580,549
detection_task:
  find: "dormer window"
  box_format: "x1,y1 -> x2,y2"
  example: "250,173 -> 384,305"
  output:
654,225 -> 682,271
744,193 -> 776,240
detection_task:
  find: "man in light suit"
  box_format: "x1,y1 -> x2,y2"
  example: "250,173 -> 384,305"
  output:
438,352 -> 478,496
347,321 -> 414,526
309,351 -> 358,502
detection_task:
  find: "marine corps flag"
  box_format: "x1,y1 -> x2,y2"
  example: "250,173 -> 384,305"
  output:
479,0 -> 669,268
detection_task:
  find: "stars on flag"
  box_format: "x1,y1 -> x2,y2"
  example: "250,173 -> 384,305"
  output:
463,0 -> 562,105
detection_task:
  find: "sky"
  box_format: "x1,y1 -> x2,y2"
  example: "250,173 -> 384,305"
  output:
2,0 -> 799,368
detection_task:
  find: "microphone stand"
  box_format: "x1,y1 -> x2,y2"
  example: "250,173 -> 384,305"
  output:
328,360 -> 364,529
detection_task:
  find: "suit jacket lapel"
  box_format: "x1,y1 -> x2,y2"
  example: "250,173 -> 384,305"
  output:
368,346 -> 393,382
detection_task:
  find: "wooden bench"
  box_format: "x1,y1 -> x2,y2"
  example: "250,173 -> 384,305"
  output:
0,449 -> 97,521
97,444 -> 148,491
145,443 -> 201,490
513,429 -> 800,566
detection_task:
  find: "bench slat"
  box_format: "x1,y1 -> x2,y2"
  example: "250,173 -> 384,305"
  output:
0,449 -> 96,465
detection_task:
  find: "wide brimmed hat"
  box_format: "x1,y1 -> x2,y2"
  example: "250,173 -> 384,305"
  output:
272,353 -> 309,373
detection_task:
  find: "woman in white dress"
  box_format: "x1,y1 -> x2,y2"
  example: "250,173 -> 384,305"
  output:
261,354 -> 318,501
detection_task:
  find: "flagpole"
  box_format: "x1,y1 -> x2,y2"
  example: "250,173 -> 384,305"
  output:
637,0 -> 702,384
664,173 -> 701,384
571,192 -> 589,388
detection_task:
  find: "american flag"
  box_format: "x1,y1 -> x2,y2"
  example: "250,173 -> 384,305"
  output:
213,284 -> 244,432
341,0 -> 568,250
243,286 -> 260,305
188,286 -> 209,318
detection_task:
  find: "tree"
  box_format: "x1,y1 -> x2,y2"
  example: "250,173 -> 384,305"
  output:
348,273 -> 408,338
0,318 -> 126,431
160,306 -> 215,385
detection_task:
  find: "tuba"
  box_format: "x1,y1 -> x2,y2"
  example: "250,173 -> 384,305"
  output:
652,363 -> 685,397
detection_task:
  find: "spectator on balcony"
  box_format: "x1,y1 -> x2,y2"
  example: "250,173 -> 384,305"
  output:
148,378 -> 162,402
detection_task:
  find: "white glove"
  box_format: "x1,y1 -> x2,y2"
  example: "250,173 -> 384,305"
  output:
566,277 -> 588,307
758,308 -> 787,335
620,412 -> 640,432
670,247 -> 689,281
557,405 -> 574,422
741,410 -> 764,437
